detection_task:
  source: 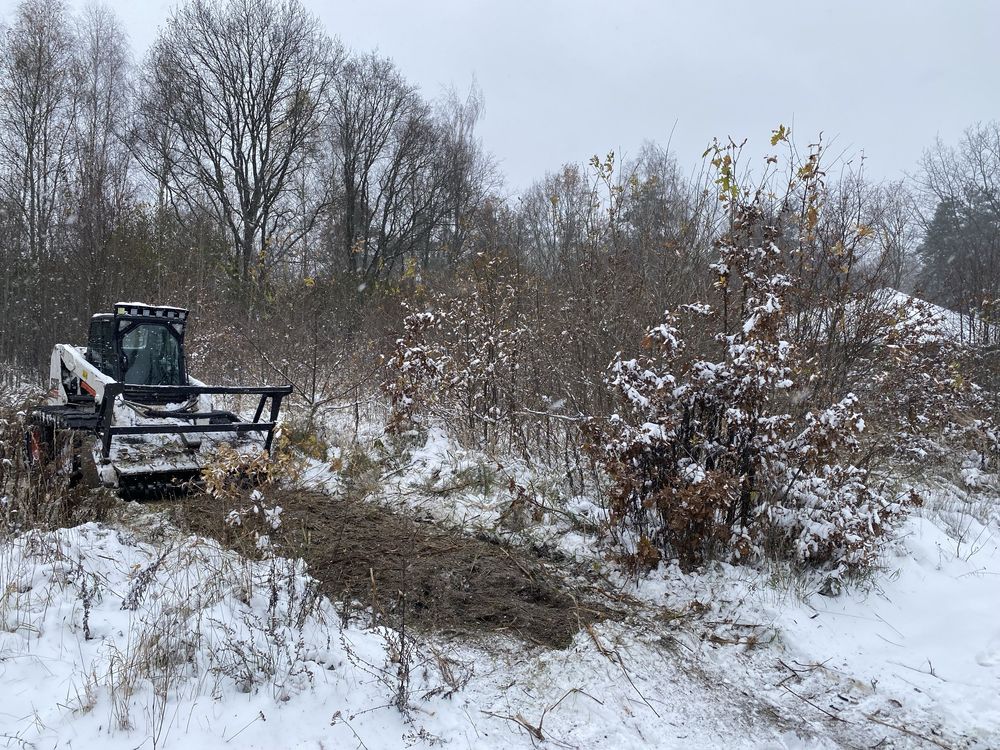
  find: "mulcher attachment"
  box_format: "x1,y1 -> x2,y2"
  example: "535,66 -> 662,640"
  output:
26,384 -> 292,497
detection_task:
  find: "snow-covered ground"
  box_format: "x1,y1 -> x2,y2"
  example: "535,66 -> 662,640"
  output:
2,395 -> 998,748
776,516 -> 1000,742
2,461 -> 997,748
2,507 -> 997,748
310,421 -> 1000,748
646,514 -> 1000,749
0,519 -> 826,749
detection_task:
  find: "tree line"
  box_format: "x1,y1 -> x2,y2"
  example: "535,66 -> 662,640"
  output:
0,0 -> 996,387
0,0 -> 996,576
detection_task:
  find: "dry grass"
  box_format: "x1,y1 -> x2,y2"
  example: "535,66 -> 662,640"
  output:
0,404 -> 121,536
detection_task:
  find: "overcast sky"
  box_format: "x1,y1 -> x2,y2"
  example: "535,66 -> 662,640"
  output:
3,0 -> 998,193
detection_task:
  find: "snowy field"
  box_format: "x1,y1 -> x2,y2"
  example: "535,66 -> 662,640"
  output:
0,520 -> 814,749
1,476 -> 997,748
1,386 -> 997,748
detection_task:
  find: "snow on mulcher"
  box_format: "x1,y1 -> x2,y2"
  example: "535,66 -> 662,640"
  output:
24,302 -> 291,495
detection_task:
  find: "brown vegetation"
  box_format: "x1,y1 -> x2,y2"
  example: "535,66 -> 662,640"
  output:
175,487 -> 613,648
0,0 -> 996,580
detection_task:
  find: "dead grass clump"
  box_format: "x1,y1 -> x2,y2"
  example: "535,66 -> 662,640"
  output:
0,404 -> 121,534
282,418 -> 330,461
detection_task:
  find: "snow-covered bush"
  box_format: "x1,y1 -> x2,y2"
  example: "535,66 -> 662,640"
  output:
586,135 -> 942,576
383,309 -> 448,436
200,440 -> 302,556
589,246 -> 908,571
382,254 -> 527,448
858,294 -> 1000,488
442,259 -> 527,446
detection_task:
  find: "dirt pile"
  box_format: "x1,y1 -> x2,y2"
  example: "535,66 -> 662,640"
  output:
178,488 -> 610,648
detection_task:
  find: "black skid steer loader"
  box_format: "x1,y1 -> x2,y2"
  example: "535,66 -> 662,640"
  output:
25,302 -> 292,494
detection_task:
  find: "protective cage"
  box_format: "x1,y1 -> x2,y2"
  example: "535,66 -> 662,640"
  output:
97,383 -> 293,458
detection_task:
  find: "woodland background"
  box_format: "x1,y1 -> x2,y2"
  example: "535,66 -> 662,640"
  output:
0,0 -> 998,572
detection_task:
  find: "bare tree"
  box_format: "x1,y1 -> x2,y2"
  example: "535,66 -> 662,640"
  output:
0,0 -> 80,261
0,0 -> 82,367
518,164 -> 598,274
870,180 -> 919,291
328,52 -> 444,280
139,0 -> 340,286
68,3 -> 135,311
433,83 -> 499,267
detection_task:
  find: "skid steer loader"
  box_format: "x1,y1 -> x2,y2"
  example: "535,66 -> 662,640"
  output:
25,302 -> 292,495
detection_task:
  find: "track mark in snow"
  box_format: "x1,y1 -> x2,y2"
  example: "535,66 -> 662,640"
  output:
976,631 -> 1000,667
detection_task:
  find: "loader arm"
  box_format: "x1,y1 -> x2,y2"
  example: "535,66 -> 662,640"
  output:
49,343 -> 116,405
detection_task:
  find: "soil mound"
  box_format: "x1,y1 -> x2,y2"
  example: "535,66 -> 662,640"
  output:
179,489 -> 608,648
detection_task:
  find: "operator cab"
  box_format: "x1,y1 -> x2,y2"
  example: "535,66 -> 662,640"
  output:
86,303 -> 188,387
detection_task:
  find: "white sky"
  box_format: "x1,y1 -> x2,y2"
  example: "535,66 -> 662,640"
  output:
3,0 -> 998,193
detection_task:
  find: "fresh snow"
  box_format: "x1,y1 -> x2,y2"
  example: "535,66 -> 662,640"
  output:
875,288 -> 999,346
2,408 -> 998,748
775,517 -> 1000,738
0,519 -> 839,749
629,514 -> 1000,749
1,510 -> 998,747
